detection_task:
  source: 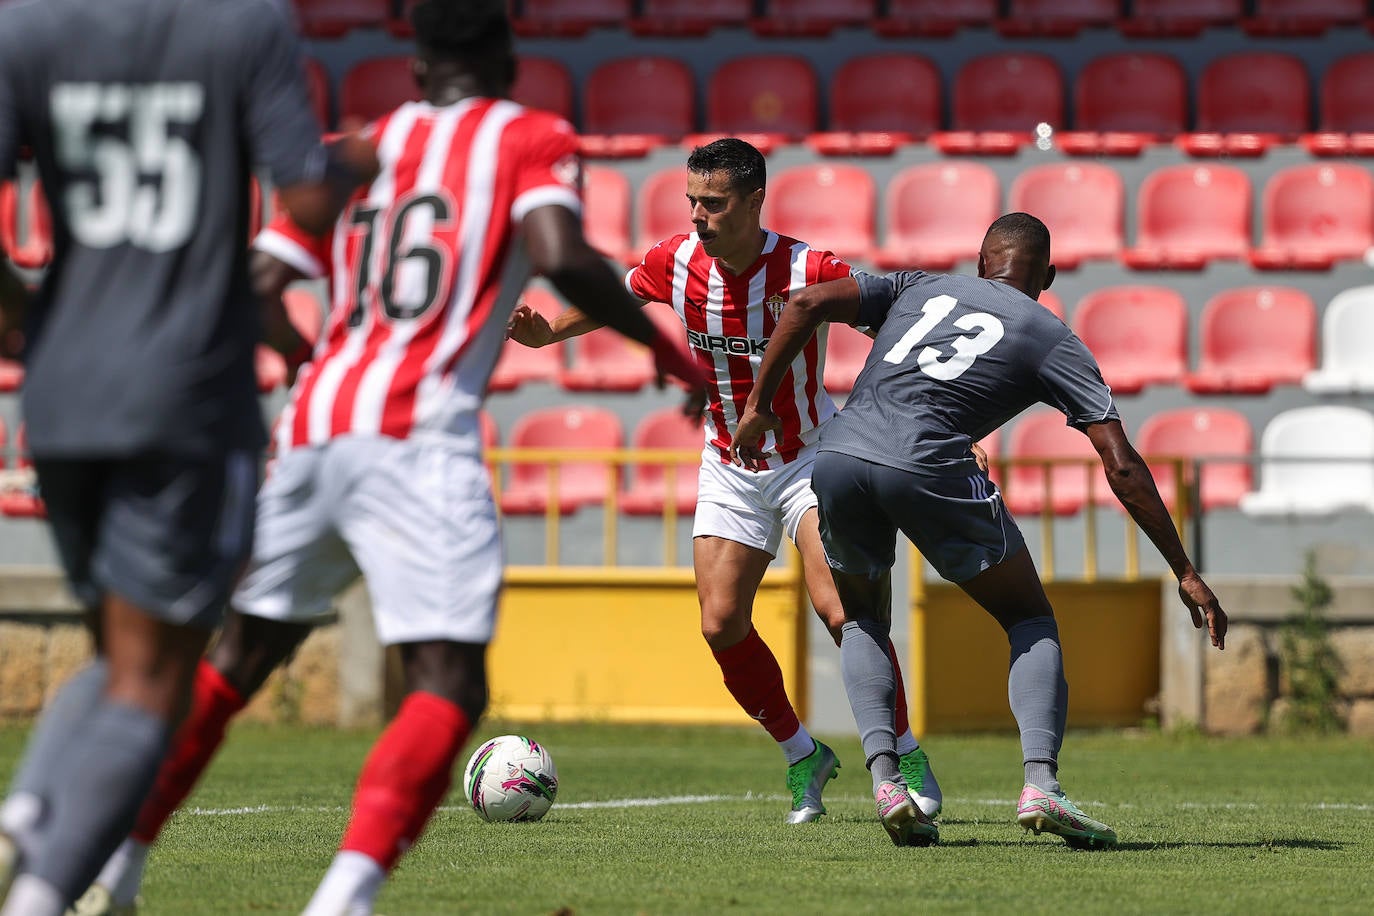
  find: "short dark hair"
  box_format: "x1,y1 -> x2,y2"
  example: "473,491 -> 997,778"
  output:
984,211 -> 1051,263
686,138 -> 766,195
410,0 -> 512,62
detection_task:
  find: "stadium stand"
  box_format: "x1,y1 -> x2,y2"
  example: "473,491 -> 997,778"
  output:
303,57 -> 333,129
1119,0 -> 1242,37
490,289 -> 565,393
872,162 -> 999,270
693,55 -> 819,151
1304,285 -> 1374,394
0,180 -> 51,269
1122,165 -> 1252,269
339,56 -> 418,125
764,164 -> 876,262
512,56 -> 575,122
0,424 -> 42,519
1062,52 -> 1187,155
632,0 -> 754,36
500,406 -> 624,515
1136,407 -> 1254,512
560,304 -> 679,394
978,427 -> 1003,487
1250,164 -> 1374,270
633,167 -> 689,256
1000,0 -> 1121,37
515,0 -> 632,37
0,357 -> 20,394
937,53 -> 1063,154
1037,289 -> 1066,321
821,321 -> 873,394
806,53 -> 941,155
582,57 -> 696,156
1007,162 -> 1124,269
583,166 -> 634,265
1183,52 -> 1310,155
874,0 -> 999,36
1245,0 -> 1368,36
620,407 -> 703,515
752,0 -> 877,37
480,410 -> 499,451
1003,409 -> 1113,516
1072,286 -> 1188,393
1240,406 -> 1374,516
1186,286 -> 1317,395
293,0 -> 387,38
1306,52 -> 1374,155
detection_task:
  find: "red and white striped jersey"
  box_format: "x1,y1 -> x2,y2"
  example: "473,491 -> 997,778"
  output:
254,98 -> 582,455
626,232 -> 851,468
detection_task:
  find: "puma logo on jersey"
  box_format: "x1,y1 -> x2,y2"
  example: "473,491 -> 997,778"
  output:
687,328 -> 768,356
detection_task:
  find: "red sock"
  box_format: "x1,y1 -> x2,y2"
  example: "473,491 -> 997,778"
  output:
712,627 -> 801,742
131,660 -> 246,843
888,639 -> 911,736
340,692 -> 471,872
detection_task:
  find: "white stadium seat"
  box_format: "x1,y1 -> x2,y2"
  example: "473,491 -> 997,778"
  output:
1239,405 -> 1374,516
1304,285 -> 1374,393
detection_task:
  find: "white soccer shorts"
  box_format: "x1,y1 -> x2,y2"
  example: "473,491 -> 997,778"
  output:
693,442 -> 819,557
233,435 -> 502,646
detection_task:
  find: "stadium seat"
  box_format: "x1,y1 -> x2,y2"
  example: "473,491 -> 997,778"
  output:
632,0 -> 753,36
620,408 -> 704,516
874,163 -> 1000,270
0,424 -> 43,519
0,180 -> 52,269
1250,164 -> 1374,270
1000,0 -> 1121,37
514,0 -> 631,36
1007,163 -> 1123,269
1122,165 -> 1252,270
764,164 -> 876,262
489,287 -> 565,392
1187,287 -> 1316,394
339,57 -> 419,126
511,57 -> 575,123
1137,408 -> 1253,513
500,406 -> 624,516
560,304 -> 680,392
1072,286 -> 1187,393
806,54 -> 941,156
1305,53 -> 1374,156
1059,53 -> 1186,155
698,56 -> 819,149
0,357 -> 21,392
633,168 -> 688,256
1119,0 -> 1242,36
1240,406 -> 1374,516
1245,0 -> 1367,35
303,57 -> 332,129
822,322 -> 873,394
1003,409 -> 1112,517
936,54 -> 1063,154
583,166 -> 633,265
582,57 -> 695,157
753,0 -> 876,36
1304,285 -> 1374,394
1182,53 -> 1310,156
1037,289 -> 1066,321
293,0 -> 387,38
875,0 -> 999,36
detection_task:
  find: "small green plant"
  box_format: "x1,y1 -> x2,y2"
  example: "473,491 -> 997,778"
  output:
1277,552 -> 1343,734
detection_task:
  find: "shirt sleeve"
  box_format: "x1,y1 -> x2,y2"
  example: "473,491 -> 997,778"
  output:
509,114 -> 583,223
853,270 -> 901,329
253,211 -> 331,280
1037,333 -> 1120,429
625,238 -> 674,303
813,251 -> 853,285
239,2 -> 325,188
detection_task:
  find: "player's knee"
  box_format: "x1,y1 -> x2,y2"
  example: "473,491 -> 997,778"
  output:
700,608 -> 751,651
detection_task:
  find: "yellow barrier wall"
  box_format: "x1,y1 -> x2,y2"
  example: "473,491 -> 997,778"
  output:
915,580 -> 1161,732
486,565 -> 806,723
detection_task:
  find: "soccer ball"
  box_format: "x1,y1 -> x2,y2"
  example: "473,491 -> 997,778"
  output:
462,734 -> 559,822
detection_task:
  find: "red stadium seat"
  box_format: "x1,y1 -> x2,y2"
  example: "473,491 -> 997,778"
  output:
822,322 -> 873,394
511,57 -> 575,123
1187,286 -> 1316,394
1037,289 -> 1066,321
1072,286 -> 1187,393
339,57 -> 418,126
0,356 -> 21,392
293,0 -> 387,38
0,180 -> 51,269
875,0 -> 999,35
701,56 -> 819,145
1250,164 -> 1374,270
1007,163 -> 1123,269
807,54 -> 940,156
500,407 -> 624,516
479,411 -> 500,452
764,164 -> 876,262
582,57 -> 695,154
1000,0 -> 1120,37
621,408 -> 703,516
753,0 -> 876,36
874,163 -> 1000,270
1304,53 -> 1374,156
1182,53 -> 1310,155
561,304 -> 680,393
0,424 -> 43,519
1122,165 -> 1252,270
936,54 -> 1063,155
1003,410 -> 1111,516
1120,0 -> 1241,36
514,0 -> 631,36
632,0 -> 753,35
1246,0 -> 1366,35
489,288 -> 565,392
583,166 -> 633,265
1136,408 -> 1254,512
303,57 -> 332,130
1060,53 -> 1186,155
634,168 -> 688,256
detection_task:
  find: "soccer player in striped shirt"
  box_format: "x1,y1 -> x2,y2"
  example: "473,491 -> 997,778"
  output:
77,3 -> 706,914
507,139 -> 943,825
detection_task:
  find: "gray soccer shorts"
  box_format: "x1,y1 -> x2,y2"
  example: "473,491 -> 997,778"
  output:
35,452 -> 257,628
811,450 -> 1025,584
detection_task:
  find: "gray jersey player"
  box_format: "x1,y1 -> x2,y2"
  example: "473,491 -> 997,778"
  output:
731,213 -> 1227,849
0,2 -> 375,913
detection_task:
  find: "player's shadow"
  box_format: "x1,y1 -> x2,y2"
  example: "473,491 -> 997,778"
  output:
930,837 -> 1343,852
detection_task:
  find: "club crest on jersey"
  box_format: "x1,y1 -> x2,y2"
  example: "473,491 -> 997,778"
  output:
766,293 -> 786,321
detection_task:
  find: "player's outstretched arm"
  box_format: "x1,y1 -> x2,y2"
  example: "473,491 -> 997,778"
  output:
1085,420 -> 1228,650
729,277 -> 861,469
506,300 -> 622,348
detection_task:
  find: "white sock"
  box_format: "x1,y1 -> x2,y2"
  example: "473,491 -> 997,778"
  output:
93,838 -> 149,906
302,851 -> 385,916
894,729 -> 918,756
779,726 -> 816,766
0,793 -> 43,839
0,874 -> 64,916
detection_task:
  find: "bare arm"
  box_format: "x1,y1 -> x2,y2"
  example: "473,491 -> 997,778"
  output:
728,277 -> 861,468
250,250 -> 312,383
276,135 -> 378,236
506,300 -> 631,348
1085,419 -> 1228,649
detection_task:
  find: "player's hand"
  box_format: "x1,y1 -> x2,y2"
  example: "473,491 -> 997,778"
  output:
506,303 -> 553,348
729,404 -> 781,472
971,441 -> 989,473
648,333 -> 708,421
1179,571 -> 1227,650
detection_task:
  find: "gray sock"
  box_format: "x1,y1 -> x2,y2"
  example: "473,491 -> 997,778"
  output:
8,662 -> 108,801
1007,616 -> 1067,796
24,700 -> 169,904
841,619 -> 901,794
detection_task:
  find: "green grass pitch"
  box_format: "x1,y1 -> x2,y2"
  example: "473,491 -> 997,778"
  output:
2,723 -> 1371,914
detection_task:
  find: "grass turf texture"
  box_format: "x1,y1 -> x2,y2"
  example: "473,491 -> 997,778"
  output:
2,724 -> 1371,914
